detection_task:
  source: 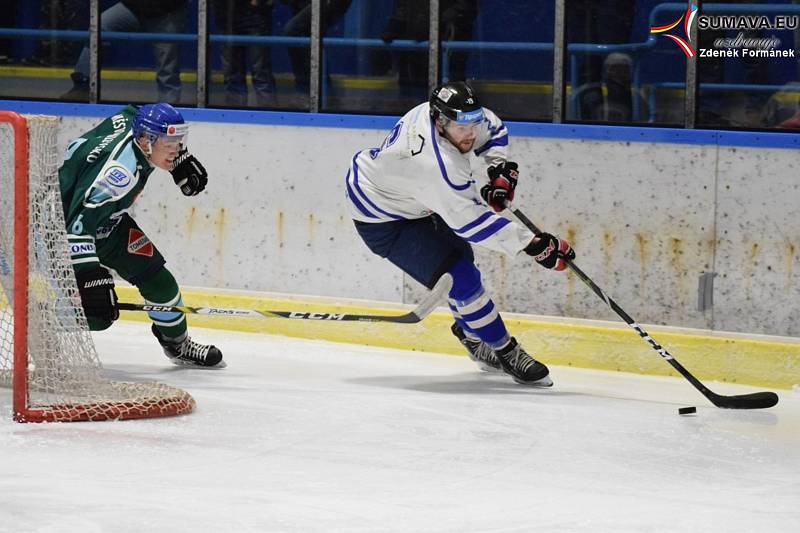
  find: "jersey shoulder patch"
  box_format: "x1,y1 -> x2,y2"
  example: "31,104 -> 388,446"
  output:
84,160 -> 138,207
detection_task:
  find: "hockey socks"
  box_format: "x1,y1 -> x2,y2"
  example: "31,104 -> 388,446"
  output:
447,258 -> 509,349
447,259 -> 551,385
136,267 -> 187,340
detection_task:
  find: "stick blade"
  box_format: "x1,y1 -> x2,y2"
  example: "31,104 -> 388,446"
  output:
379,273 -> 452,323
711,391 -> 779,410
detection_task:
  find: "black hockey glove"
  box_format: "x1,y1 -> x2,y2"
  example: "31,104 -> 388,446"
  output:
524,232 -> 575,272
480,162 -> 519,212
170,148 -> 208,196
75,266 -> 119,323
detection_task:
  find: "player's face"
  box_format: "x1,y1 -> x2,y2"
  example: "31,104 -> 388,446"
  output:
149,137 -> 183,170
443,121 -> 478,153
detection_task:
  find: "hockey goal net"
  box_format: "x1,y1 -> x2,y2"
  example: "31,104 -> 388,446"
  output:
0,111 -> 195,422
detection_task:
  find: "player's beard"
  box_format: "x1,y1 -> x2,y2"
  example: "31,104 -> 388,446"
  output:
455,138 -> 474,153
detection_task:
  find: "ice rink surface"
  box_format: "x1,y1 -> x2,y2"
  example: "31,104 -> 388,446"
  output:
1,322 -> 799,533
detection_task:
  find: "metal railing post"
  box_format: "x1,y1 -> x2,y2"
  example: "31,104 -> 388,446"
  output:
553,0 -> 567,123
685,0 -> 700,128
310,0 -> 322,112
429,0 -> 440,93
197,0 -> 208,108
89,0 -> 99,103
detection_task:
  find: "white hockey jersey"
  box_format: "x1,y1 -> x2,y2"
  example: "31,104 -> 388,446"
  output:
345,102 -> 535,257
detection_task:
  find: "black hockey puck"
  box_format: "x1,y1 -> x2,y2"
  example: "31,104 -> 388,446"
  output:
678,406 -> 697,415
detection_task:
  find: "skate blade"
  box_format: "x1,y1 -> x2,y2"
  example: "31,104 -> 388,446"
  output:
513,375 -> 553,388
169,358 -> 227,369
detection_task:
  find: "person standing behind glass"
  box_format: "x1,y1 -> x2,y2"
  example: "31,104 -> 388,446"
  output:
27,0 -> 88,67
281,0 -> 353,91
377,0 -> 478,98
567,0 -> 636,122
61,1 -> 187,104
213,0 -> 276,107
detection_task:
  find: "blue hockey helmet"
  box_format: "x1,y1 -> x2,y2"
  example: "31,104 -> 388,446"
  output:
133,103 -> 188,146
429,81 -> 484,125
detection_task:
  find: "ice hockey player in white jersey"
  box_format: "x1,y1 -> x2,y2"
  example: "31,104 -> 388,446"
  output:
346,81 -> 575,386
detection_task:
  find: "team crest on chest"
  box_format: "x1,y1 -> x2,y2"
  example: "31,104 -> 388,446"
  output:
127,228 -> 154,257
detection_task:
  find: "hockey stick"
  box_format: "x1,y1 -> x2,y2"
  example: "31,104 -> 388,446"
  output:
507,203 -> 779,410
118,274 -> 452,324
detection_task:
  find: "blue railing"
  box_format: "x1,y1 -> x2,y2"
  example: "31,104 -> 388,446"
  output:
0,28 -> 643,116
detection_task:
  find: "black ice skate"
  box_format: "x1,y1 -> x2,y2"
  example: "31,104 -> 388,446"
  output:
494,337 -> 552,387
151,324 -> 225,368
451,322 -> 502,372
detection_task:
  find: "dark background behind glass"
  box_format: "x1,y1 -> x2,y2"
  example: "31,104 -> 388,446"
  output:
0,0 -> 798,129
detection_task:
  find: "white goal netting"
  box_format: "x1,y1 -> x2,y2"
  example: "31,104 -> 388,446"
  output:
0,112 -> 194,422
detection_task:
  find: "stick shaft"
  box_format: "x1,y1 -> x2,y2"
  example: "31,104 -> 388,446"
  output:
508,204 -> 778,409
119,303 -> 418,323
118,274 -> 452,325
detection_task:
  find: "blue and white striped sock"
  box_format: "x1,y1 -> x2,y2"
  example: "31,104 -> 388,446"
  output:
447,258 -> 509,349
449,286 -> 509,349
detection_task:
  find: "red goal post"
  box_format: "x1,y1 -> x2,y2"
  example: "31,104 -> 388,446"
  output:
0,110 -> 195,422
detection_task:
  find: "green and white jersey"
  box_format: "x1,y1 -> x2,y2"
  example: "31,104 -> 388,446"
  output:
58,105 -> 156,272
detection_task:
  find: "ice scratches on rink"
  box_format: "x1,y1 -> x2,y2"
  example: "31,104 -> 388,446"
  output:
1,321 -> 799,533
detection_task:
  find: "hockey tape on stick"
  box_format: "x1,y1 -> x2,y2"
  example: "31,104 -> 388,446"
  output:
119,274 -> 452,324
506,201 -> 778,410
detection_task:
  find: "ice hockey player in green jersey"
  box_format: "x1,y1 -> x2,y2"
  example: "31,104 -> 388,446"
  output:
59,102 -> 225,368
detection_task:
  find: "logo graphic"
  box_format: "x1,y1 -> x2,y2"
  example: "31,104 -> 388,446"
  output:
127,228 -> 154,257
165,123 -> 188,137
70,243 -> 96,255
438,87 -> 454,102
104,165 -> 131,187
456,108 -> 484,123
650,2 -> 698,58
